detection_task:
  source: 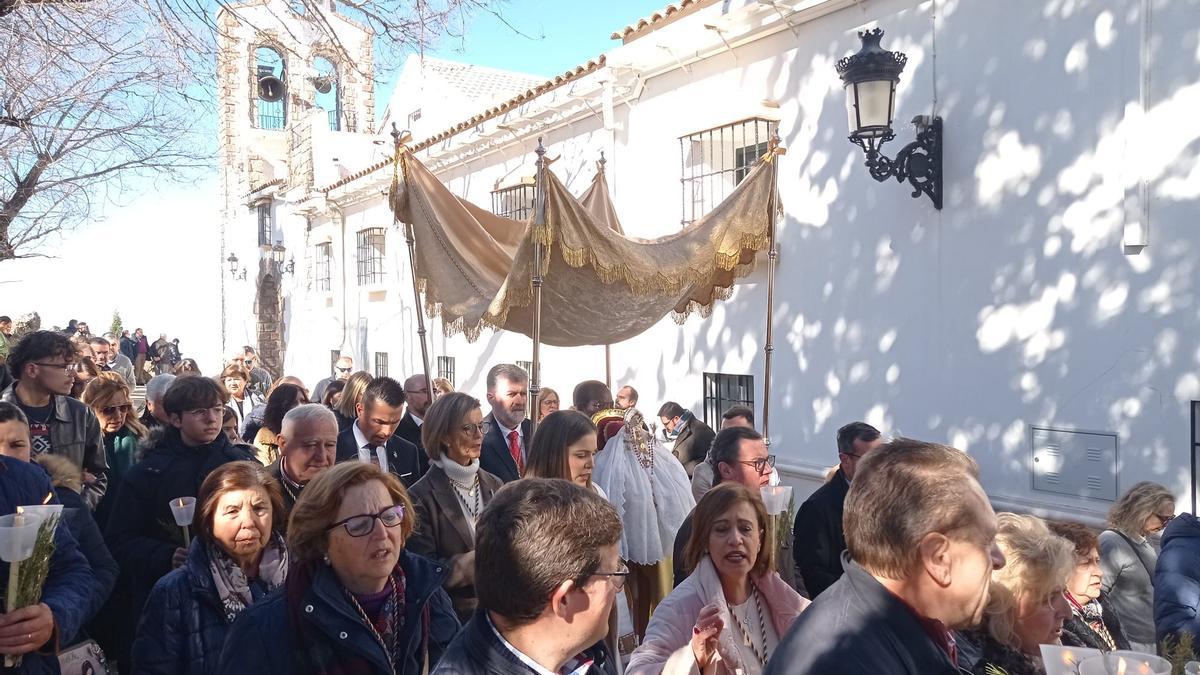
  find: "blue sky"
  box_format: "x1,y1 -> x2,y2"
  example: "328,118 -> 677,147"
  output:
374,0 -> 668,111
429,0 -> 665,75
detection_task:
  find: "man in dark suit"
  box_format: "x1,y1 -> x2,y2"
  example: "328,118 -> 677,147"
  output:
395,373 -> 431,476
336,376 -> 424,487
792,420 -> 882,597
479,363 -> 530,483
657,401 -> 715,476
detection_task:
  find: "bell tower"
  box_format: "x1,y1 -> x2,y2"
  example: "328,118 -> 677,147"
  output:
215,0 -> 374,372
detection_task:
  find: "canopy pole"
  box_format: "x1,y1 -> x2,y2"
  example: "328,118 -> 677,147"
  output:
599,150 -> 613,391
393,123 -> 434,401
762,129 -> 783,445
529,138 -> 547,442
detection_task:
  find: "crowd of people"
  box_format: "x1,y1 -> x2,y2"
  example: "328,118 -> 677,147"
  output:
0,321 -> 1197,674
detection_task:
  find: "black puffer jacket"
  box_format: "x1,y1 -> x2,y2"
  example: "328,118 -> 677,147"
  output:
104,428 -> 254,636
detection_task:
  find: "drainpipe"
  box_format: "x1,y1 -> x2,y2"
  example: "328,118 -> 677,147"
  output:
327,195 -> 350,355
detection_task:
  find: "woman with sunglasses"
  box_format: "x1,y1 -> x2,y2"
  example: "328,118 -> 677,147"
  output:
81,371 -> 146,492
1098,481 -> 1175,653
405,392 -> 503,623
218,461 -> 459,674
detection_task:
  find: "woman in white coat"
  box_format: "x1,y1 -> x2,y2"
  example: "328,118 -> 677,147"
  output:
627,483 -> 809,675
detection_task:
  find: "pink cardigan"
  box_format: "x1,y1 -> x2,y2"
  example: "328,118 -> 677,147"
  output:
627,555 -> 809,675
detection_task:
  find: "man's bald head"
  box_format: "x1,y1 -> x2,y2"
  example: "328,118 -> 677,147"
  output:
572,380 -> 613,416
403,374 -> 432,417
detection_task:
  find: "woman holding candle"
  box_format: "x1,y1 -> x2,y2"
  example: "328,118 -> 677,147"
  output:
406,393 -> 504,623
132,461 -> 289,675
105,376 -> 255,661
628,483 -> 808,675
961,513 -> 1074,675
217,461 -> 460,674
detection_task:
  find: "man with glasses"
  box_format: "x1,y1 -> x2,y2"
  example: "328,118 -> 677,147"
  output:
105,375 -> 255,644
396,374 -> 432,453
671,426 -> 797,589
312,354 -> 353,403
435,478 -> 623,674
1,330 -> 108,507
792,420 -> 882,597
240,346 -> 273,397
656,401 -> 715,477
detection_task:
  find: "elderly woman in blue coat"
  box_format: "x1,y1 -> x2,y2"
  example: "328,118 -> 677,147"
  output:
132,460 -> 288,675
217,461 -> 459,674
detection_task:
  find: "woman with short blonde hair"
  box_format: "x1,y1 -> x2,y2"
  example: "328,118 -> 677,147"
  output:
81,372 -> 146,488
965,513 -> 1074,675
218,462 -> 460,673
1098,481 -> 1175,652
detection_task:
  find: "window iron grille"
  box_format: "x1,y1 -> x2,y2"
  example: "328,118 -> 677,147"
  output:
491,182 -> 536,221
314,242 -> 332,292
374,352 -> 388,378
329,350 -> 340,376
356,228 -> 386,285
257,202 -> 271,246
679,118 -> 776,225
437,356 -> 456,387
702,372 -> 755,429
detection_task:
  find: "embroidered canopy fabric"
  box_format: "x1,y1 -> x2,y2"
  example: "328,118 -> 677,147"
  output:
389,147 -> 781,347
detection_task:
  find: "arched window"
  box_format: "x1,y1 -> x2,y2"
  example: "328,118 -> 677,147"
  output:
254,46 -> 287,130
313,56 -> 340,131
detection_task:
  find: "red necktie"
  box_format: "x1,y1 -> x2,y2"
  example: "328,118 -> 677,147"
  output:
507,430 -> 524,476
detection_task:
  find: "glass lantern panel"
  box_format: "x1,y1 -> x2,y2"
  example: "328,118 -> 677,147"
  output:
859,79 -> 895,133
847,79 -> 896,137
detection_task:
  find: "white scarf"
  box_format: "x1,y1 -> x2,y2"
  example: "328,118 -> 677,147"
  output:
434,457 -> 482,531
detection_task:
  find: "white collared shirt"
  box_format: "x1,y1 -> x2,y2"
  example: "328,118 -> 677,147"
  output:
411,413 -> 424,426
494,415 -> 525,461
352,421 -> 373,451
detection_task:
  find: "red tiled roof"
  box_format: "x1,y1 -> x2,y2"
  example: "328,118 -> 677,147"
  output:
320,55 -> 607,193
610,0 -> 718,43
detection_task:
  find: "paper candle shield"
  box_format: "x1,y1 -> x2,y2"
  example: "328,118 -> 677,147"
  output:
1078,652 -> 1172,675
0,513 -> 44,563
169,497 -> 197,527
760,485 -> 793,516
20,504 -> 64,537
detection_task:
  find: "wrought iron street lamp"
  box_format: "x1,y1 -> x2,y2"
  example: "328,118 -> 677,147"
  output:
270,242 -> 294,275
226,252 -> 246,280
836,28 -> 942,210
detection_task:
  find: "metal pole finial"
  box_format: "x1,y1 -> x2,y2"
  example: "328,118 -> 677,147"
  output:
598,150 -> 607,173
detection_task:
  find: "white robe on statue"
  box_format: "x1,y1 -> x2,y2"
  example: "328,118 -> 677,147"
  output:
594,409 -> 695,566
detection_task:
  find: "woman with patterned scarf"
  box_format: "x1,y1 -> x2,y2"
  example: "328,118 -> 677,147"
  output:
1047,521 -> 1130,652
217,461 -> 460,674
133,461 -> 290,675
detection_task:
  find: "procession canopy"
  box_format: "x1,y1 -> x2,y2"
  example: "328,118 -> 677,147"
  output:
388,145 -> 782,347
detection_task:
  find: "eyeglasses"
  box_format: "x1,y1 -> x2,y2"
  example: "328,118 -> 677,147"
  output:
592,561 -> 631,590
242,359 -> 254,366
738,455 -> 776,475
100,403 -> 132,417
32,362 -> 73,372
327,505 -> 405,537
459,422 -> 489,436
1156,513 -> 1176,524
184,406 -> 225,418
336,367 -> 352,373
405,389 -> 430,396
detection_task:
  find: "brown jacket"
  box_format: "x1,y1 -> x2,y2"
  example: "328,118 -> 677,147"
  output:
406,463 -> 503,623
